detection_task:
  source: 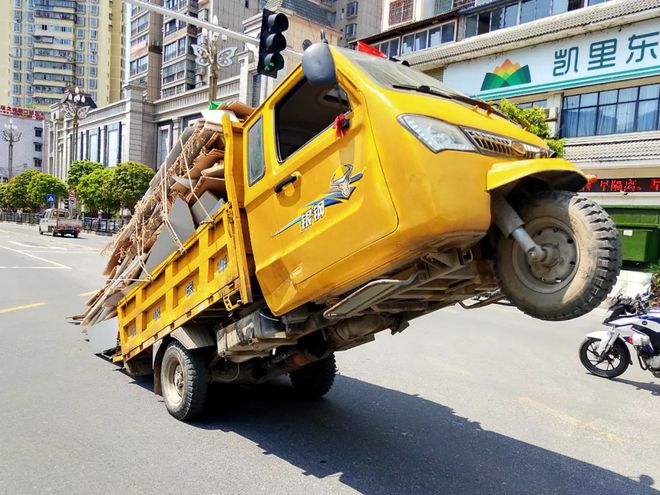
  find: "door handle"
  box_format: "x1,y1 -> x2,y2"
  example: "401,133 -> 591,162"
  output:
274,174 -> 298,194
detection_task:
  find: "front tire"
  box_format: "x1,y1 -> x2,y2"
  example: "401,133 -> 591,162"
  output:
161,341 -> 208,421
289,354 -> 336,399
495,191 -> 621,321
579,337 -> 628,378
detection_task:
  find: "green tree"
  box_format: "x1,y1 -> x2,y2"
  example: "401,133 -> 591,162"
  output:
27,173 -> 68,208
66,160 -> 104,191
77,168 -> 119,214
0,183 -> 8,208
111,161 -> 154,211
5,169 -> 41,210
499,100 -> 565,157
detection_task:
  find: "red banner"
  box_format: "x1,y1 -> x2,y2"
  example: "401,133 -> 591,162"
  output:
0,105 -> 44,121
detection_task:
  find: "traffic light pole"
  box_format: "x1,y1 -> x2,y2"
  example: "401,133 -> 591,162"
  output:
120,0 -> 301,57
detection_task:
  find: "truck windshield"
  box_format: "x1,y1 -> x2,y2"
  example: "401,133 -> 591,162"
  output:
338,47 -> 464,98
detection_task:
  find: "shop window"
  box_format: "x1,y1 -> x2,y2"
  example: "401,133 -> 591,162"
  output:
561,84 -> 660,137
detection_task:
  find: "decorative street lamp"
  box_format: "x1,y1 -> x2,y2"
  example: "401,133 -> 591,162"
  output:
2,120 -> 22,181
60,86 -> 96,162
192,15 -> 238,103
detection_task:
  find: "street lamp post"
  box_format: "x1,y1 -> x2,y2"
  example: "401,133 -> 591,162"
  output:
192,16 -> 238,104
2,120 -> 22,181
60,87 -> 96,163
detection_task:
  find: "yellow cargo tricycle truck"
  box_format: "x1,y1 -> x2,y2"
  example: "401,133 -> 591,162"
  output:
114,44 -> 621,420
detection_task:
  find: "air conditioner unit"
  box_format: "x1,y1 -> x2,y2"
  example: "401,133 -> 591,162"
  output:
545,106 -> 558,121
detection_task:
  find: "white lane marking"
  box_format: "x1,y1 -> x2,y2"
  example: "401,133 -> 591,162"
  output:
8,240 -> 66,250
0,245 -> 72,269
0,266 -> 69,269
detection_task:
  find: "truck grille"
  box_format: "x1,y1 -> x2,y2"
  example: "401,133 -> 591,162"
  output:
462,128 -> 549,159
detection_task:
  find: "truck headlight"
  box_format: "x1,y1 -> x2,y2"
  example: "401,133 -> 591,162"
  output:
398,114 -> 476,153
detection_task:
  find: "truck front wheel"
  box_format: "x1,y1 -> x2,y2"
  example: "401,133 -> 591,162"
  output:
289,354 -> 337,399
161,341 -> 208,421
495,191 -> 621,321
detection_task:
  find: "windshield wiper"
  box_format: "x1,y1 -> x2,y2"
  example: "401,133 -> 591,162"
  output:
391,84 -> 514,123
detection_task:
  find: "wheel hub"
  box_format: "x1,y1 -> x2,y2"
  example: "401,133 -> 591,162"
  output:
173,365 -> 184,397
527,226 -> 577,284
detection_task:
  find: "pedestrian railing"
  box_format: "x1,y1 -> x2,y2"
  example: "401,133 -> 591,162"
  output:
81,217 -> 125,235
0,212 -> 41,225
0,212 -> 125,235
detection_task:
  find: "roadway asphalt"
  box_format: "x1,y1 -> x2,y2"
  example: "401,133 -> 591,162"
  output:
0,221 -> 658,495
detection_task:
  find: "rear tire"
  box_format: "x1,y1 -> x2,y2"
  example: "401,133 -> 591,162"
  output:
289,354 -> 336,399
73,232 -> 79,238
161,341 -> 208,421
495,191 -> 621,321
579,337 -> 628,378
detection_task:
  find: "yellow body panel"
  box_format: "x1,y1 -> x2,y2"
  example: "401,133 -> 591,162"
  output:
487,158 -> 587,191
117,118 -> 252,361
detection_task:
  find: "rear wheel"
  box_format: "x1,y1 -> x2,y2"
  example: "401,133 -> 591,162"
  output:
495,191 -> 621,321
579,337 -> 628,378
73,232 -> 79,238
161,341 -> 208,421
290,354 -> 337,399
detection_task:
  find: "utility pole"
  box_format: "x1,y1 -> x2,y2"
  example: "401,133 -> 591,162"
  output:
2,120 -> 22,181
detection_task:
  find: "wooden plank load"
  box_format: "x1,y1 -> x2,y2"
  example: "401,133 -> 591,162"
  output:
78,102 -> 254,334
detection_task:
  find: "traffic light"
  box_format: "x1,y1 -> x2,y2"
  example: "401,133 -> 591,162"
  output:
257,9 -> 288,78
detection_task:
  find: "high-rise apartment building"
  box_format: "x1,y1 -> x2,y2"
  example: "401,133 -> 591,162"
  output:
325,0 -> 382,45
128,0 -> 261,101
1,0 -> 126,112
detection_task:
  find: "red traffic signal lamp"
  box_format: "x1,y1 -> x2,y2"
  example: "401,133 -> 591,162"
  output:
257,9 -> 289,78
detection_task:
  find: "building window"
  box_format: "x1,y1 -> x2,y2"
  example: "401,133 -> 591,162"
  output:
105,124 -> 121,167
34,143 -> 42,152
517,100 -> 547,109
157,126 -> 171,166
131,13 -> 149,37
347,1 -> 358,17
90,18 -> 99,28
35,127 -> 43,138
389,0 -> 413,26
91,5 -> 99,15
378,38 -> 401,57
561,84 -> 660,137
251,73 -> 262,108
34,158 -> 42,168
88,130 -> 99,161
130,55 -> 148,76
345,23 -> 358,39
465,0 -> 587,38
398,21 -> 456,55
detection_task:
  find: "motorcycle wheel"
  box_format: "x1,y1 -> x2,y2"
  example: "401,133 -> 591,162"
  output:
495,191 -> 621,321
579,337 -> 628,378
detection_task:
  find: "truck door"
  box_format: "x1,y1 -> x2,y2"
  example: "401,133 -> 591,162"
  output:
243,73 -> 398,315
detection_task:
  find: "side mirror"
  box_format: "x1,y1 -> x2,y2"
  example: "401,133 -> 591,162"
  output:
302,43 -> 337,86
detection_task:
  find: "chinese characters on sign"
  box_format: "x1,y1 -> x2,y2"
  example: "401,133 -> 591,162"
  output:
582,178 -> 660,193
0,105 -> 44,121
554,30 -> 659,77
300,201 -> 325,232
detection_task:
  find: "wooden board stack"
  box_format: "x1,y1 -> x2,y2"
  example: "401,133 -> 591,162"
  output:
77,101 -> 254,329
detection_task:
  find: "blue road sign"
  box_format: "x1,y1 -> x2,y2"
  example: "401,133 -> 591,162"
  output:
46,194 -> 56,203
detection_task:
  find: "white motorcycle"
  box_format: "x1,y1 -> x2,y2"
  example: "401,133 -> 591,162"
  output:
579,292 -> 660,379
